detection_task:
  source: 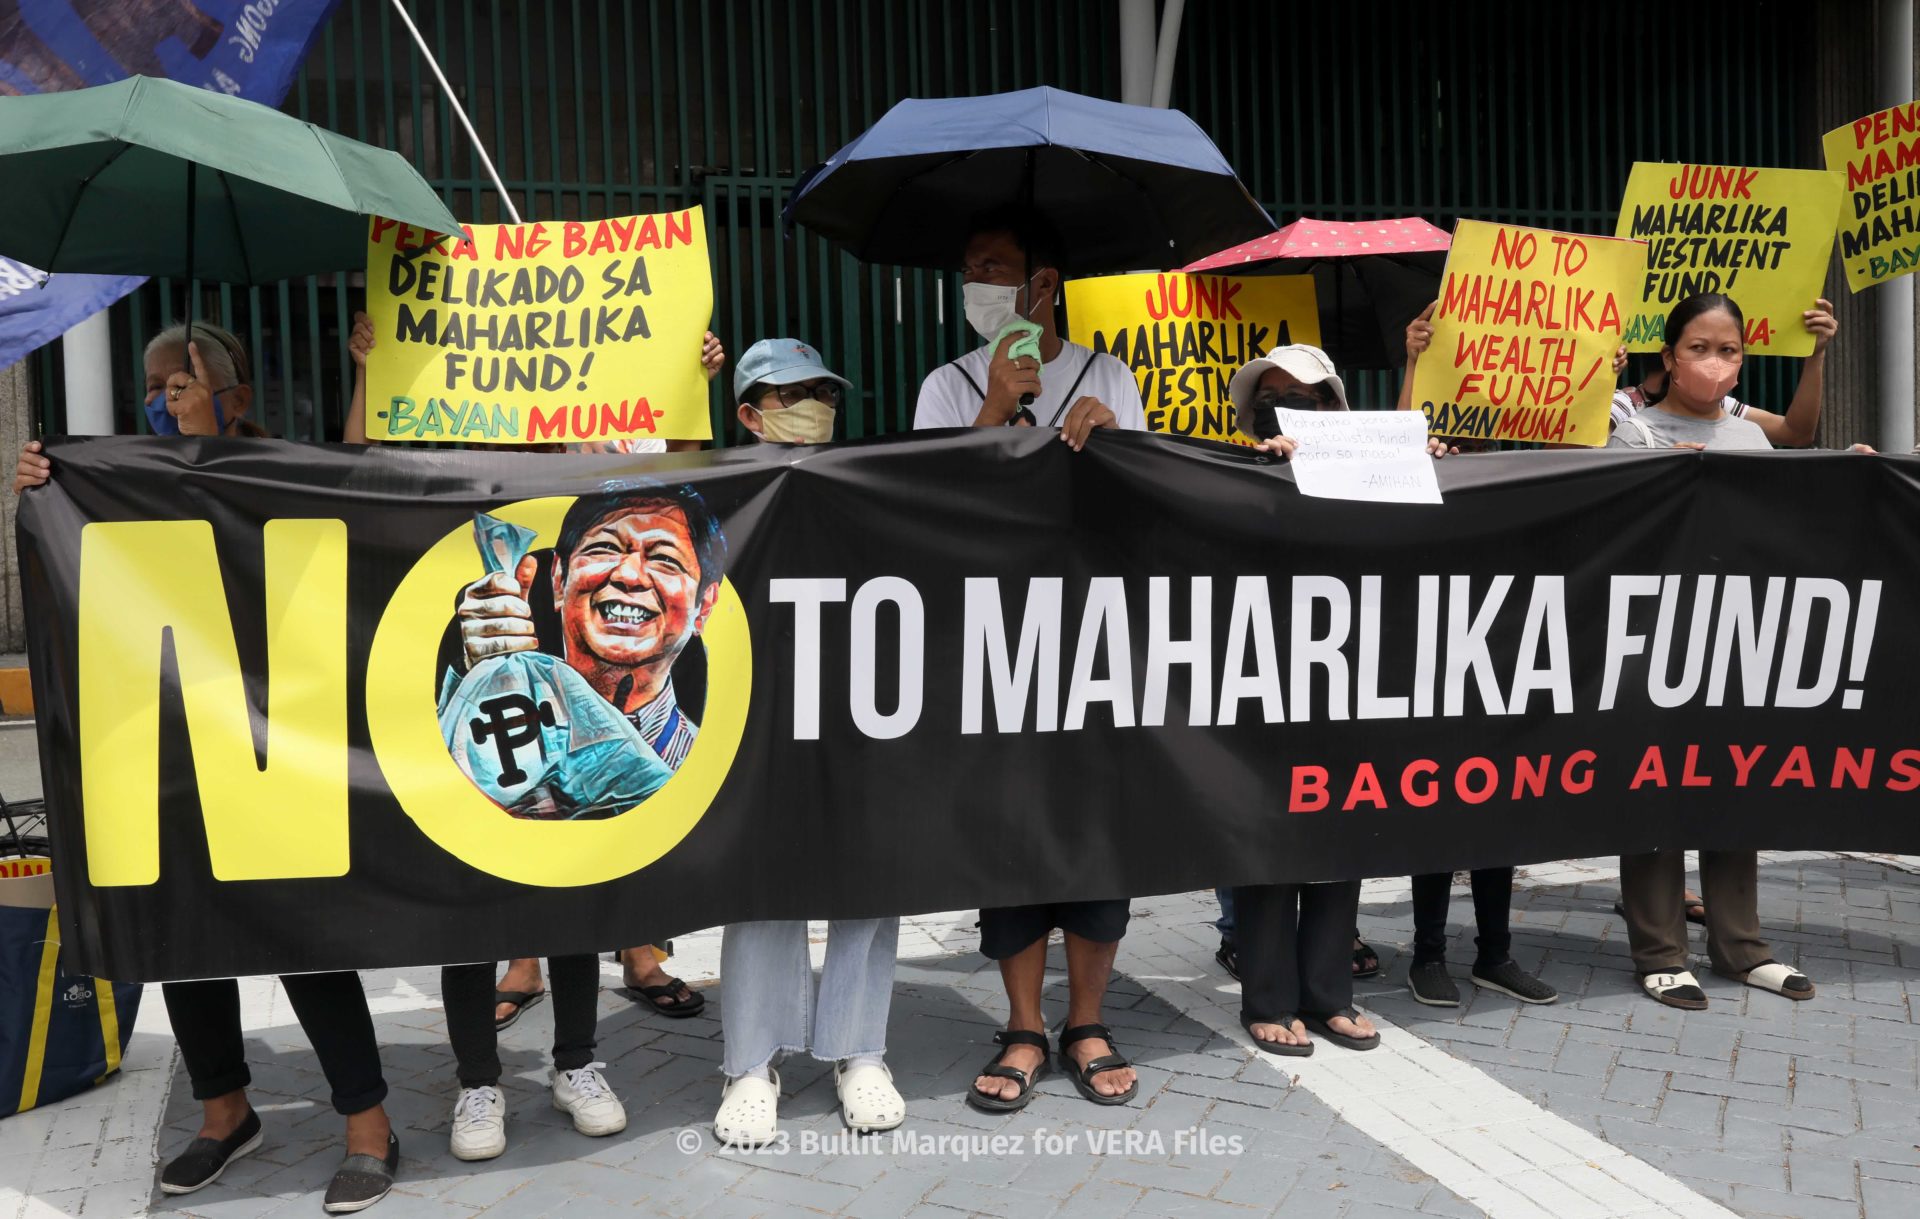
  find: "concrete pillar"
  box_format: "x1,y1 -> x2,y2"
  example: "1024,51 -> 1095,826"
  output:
1812,1 -> 1882,449
1880,0 -> 1915,452
0,361 -> 32,654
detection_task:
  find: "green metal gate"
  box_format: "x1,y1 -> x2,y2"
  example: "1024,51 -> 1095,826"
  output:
29,0 -> 1819,439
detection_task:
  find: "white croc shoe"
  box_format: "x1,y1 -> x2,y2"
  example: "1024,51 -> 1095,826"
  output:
835,1060 -> 905,1133
449,1085 -> 507,1161
551,1063 -> 627,1137
713,1070 -> 780,1147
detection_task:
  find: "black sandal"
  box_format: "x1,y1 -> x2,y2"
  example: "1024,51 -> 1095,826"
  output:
1057,1023 -> 1138,1106
1244,1015 -> 1314,1058
966,1029 -> 1051,1112
1301,1008 -> 1380,1051
1352,936 -> 1380,979
617,976 -> 707,1018
1215,939 -> 1241,981
493,988 -> 546,1031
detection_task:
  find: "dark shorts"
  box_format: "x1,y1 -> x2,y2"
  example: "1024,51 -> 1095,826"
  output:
977,900 -> 1130,960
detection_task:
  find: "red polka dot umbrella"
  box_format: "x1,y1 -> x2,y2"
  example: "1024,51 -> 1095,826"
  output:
1183,217 -> 1452,370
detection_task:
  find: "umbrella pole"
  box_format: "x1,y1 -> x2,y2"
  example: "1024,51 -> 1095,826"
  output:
183,159 -> 196,375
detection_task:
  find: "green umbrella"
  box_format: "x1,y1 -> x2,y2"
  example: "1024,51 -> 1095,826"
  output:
0,74 -> 460,284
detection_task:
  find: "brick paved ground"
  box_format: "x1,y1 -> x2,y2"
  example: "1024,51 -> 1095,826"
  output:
4,854 -> 1917,1218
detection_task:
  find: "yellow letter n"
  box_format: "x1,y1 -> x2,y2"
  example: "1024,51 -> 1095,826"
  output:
79,520 -> 348,885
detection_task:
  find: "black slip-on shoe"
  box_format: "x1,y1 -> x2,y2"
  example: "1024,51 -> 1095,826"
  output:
1471,959 -> 1559,1005
322,1133 -> 399,1214
1408,960 -> 1461,1007
159,1108 -> 263,1195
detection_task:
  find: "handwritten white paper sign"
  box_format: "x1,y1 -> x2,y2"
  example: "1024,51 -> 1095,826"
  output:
1272,408 -> 1443,505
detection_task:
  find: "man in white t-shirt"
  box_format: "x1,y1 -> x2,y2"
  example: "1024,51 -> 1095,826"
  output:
917,213 -> 1143,1114
913,213 -> 1145,449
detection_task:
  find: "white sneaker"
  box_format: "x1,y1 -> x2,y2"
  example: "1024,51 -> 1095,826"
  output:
835,1060 -> 905,1133
551,1064 -> 627,1137
449,1085 -> 507,1161
713,1069 -> 780,1147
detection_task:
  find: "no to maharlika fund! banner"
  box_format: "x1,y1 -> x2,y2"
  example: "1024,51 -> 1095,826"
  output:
364,209 -> 714,444
1065,272 -> 1320,443
19,433 -> 1920,982
1410,220 -> 1643,448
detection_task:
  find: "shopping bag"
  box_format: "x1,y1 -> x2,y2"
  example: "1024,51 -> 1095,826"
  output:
0,863 -> 142,1118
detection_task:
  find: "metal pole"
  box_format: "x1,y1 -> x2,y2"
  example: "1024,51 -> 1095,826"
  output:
1117,0 -> 1155,107
1879,0 -> 1914,452
386,0 -> 522,224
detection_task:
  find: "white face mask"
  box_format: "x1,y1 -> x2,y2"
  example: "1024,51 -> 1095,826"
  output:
963,272 -> 1042,342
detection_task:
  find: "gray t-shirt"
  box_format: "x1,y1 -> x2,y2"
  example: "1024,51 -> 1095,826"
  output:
1606,406 -> 1771,452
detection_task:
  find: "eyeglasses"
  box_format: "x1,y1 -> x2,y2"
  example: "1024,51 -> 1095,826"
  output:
765,380 -> 844,407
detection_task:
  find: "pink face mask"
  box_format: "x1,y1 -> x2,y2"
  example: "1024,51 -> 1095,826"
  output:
1669,356 -> 1739,405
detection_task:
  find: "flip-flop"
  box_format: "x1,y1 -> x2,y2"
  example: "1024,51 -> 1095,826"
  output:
1300,1008 -> 1380,1051
493,988 -> 546,1031
1244,1016 -> 1313,1057
616,976 -> 707,1017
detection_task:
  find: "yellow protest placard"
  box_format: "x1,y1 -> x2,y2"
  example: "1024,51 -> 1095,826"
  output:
1825,101 -> 1920,292
1064,272 -> 1319,443
1408,219 -> 1641,448
365,209 -> 713,444
1614,162 -> 1841,356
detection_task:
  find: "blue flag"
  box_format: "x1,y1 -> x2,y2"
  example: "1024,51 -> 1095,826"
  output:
0,0 -> 344,369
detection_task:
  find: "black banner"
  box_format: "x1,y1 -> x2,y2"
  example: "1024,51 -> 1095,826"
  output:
20,432 -> 1920,982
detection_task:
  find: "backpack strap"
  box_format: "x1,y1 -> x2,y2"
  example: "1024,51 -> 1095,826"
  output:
952,364 -> 987,401
1043,353 -> 1099,427
1623,414 -> 1658,448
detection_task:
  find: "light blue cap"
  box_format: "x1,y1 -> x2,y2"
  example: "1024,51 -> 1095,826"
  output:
731,337 -> 851,402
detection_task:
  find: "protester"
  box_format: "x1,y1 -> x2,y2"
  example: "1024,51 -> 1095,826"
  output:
1611,296 -> 1838,447
1221,342 -> 1457,1055
914,208 -> 1144,442
1607,291 -> 1833,1009
1214,887 -> 1377,984
346,317 -> 722,1160
16,322 -> 400,1215
709,338 -> 903,1146
1405,870 -> 1557,1007
916,210 -> 1142,1110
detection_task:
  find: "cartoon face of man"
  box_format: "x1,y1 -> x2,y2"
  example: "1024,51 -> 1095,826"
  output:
552,499 -> 718,688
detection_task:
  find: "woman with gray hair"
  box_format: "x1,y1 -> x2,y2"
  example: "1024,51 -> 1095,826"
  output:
12,321 -> 402,1215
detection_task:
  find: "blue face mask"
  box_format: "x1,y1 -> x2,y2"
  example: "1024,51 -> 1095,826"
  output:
143,389 -> 227,436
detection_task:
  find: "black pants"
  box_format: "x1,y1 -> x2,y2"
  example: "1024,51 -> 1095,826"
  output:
443,955 -> 599,1088
163,973 -> 387,1115
1411,867 -> 1515,968
1233,881 -> 1359,1026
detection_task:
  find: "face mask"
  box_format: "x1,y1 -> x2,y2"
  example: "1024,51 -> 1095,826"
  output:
963,271 -> 1042,342
1247,388 -> 1326,440
752,398 -> 836,445
1668,356 -> 1739,406
143,388 -> 228,436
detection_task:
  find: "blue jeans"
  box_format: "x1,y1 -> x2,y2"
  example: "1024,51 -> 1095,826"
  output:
719,919 -> 898,1078
1215,888 -> 1236,942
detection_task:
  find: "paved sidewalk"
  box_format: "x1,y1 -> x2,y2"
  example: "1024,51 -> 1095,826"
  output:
4,854 -> 1918,1218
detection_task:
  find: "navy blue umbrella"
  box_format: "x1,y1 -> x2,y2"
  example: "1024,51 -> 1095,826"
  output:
784,86 -> 1273,273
